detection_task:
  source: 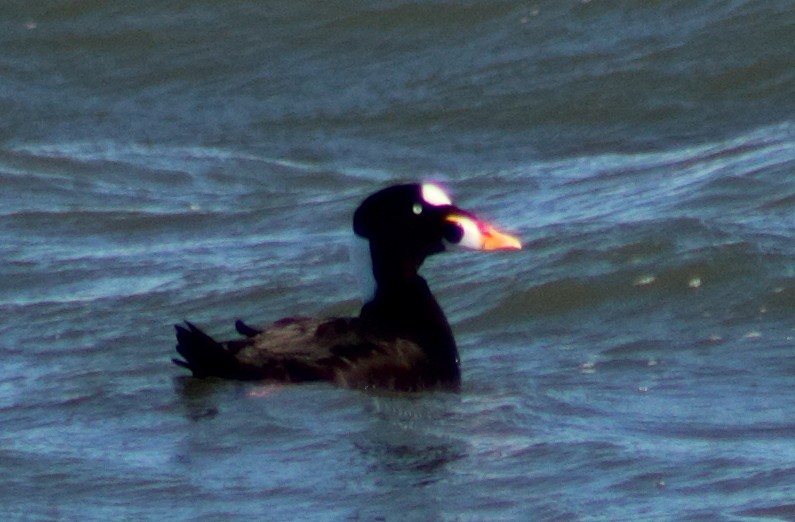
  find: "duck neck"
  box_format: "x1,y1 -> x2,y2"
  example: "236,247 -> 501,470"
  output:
359,245 -> 460,384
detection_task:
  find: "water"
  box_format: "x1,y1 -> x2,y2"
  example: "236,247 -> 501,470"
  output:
2,1 -> 795,520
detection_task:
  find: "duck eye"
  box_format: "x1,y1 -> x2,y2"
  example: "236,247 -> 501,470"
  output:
412,203 -> 423,215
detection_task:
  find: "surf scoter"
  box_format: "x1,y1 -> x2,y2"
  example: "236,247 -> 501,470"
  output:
173,183 -> 520,391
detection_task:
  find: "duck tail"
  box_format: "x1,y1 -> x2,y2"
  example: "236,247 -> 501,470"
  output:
173,321 -> 249,379
235,319 -> 263,338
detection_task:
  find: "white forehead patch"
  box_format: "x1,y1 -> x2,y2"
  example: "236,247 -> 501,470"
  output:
421,183 -> 452,206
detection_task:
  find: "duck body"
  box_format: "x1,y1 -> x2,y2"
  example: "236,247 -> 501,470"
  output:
176,276 -> 457,390
173,183 -> 520,391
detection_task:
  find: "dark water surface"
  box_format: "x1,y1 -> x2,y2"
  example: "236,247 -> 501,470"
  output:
2,1 -> 795,520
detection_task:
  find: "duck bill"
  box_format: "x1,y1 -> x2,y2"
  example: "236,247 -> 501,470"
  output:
446,214 -> 522,251
480,223 -> 522,250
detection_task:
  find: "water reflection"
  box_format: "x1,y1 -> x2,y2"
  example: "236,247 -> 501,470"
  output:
172,378 -> 472,519
348,394 -> 468,518
173,376 -> 223,421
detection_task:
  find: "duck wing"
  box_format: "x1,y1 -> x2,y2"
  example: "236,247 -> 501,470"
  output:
174,317 -> 433,390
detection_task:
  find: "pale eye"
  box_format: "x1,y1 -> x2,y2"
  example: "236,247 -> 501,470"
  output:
412,203 -> 423,215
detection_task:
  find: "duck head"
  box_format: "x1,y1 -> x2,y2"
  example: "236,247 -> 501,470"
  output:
352,183 -> 521,287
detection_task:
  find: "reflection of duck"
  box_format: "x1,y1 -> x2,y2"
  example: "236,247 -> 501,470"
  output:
173,183 -> 520,391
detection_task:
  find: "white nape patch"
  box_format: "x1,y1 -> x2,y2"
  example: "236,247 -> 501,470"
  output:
421,183 -> 453,206
350,234 -> 376,303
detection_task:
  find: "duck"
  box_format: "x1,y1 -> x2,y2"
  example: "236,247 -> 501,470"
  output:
173,183 -> 521,391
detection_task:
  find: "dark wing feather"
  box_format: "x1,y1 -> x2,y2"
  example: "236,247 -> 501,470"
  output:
174,317 -> 434,390
174,321 -> 260,379
235,319 -> 262,338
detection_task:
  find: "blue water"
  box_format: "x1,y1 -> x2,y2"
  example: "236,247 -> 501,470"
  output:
2,1 -> 795,520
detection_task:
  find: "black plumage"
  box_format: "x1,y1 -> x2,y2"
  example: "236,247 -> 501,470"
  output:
173,183 -> 520,391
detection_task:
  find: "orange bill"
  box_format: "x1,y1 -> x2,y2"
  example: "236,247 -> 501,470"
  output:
446,214 -> 522,251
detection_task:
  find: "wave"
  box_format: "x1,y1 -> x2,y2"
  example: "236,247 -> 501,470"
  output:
462,215 -> 790,329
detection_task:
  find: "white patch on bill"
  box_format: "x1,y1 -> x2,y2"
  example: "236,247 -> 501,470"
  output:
448,215 -> 484,250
